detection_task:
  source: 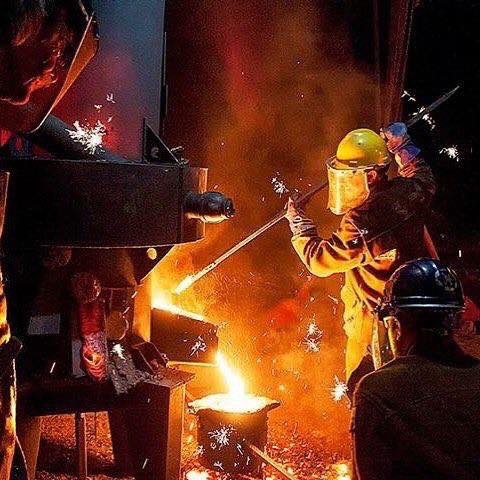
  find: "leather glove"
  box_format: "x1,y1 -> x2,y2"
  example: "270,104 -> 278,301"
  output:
381,122 -> 420,169
285,197 -> 317,237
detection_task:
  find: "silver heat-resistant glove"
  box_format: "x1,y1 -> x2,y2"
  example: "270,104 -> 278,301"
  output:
285,197 -> 317,237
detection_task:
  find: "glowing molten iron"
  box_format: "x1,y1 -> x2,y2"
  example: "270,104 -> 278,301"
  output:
189,353 -> 279,414
152,296 -> 204,322
174,274 -> 196,295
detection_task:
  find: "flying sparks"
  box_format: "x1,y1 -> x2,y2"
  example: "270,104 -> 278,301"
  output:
412,106 -> 436,130
67,120 -> 107,154
303,322 -> 323,353
331,376 -> 348,402
439,145 -> 460,161
190,336 -> 207,357
111,343 -> 125,360
208,425 -> 234,449
401,90 -> 417,103
271,172 -> 289,196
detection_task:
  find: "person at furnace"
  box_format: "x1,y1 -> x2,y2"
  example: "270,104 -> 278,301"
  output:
286,123 -> 436,381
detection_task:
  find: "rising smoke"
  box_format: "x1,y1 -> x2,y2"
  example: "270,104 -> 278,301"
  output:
154,0 -> 377,450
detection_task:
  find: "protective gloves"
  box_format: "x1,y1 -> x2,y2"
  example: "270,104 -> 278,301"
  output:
285,197 -> 317,237
381,122 -> 420,169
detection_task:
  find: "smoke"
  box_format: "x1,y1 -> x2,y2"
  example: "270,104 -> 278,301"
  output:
154,0 -> 377,451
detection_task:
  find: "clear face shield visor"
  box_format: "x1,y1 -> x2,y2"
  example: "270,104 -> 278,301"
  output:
326,157 -> 371,215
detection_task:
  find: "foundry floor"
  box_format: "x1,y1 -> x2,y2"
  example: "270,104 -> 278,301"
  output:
34,333 -> 480,479
35,411 -> 348,480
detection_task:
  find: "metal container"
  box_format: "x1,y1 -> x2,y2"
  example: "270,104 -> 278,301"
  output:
189,395 -> 280,477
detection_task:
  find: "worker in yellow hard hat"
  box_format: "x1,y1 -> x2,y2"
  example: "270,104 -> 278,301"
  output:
285,122 -> 436,386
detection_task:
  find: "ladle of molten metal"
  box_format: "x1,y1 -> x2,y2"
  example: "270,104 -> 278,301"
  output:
188,353 -> 298,479
173,86 -> 460,295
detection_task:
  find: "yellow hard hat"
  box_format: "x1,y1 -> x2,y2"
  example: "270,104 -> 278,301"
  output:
335,128 -> 390,169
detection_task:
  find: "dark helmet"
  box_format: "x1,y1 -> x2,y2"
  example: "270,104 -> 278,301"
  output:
378,258 -> 465,319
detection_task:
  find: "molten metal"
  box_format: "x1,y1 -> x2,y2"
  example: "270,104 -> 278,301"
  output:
152,297 -> 204,322
189,353 -> 278,414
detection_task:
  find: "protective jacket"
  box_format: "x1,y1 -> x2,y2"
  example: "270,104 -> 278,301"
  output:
351,345 -> 480,480
291,159 -> 436,376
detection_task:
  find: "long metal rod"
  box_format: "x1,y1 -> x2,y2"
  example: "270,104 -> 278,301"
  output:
174,87 -> 460,294
174,180 -> 328,293
246,442 -> 298,480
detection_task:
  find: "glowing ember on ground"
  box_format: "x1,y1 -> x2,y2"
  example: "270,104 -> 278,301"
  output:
271,172 -> 290,196
331,376 -> 348,402
174,274 -> 196,294
186,470 -> 210,480
439,145 -> 460,161
66,120 -> 107,154
152,296 -> 204,321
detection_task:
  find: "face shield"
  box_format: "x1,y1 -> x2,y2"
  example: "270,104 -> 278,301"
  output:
0,0 -> 98,133
326,157 -> 371,215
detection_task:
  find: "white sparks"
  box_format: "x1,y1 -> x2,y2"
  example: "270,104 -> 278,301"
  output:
439,145 -> 460,161
402,90 -> 417,103
94,104 -> 103,110
331,376 -> 348,402
106,92 -> 116,103
141,458 -> 149,469
307,322 -> 321,336
303,322 -> 323,353
190,336 -> 207,357
271,172 -> 289,196
412,106 -> 436,130
112,343 -> 125,360
236,443 -> 244,455
459,249 -> 462,258
49,362 -> 56,374
213,461 -> 224,471
304,336 -> 321,353
208,425 -> 234,449
67,120 -> 107,154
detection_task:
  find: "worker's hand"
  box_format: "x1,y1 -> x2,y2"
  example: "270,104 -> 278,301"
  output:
285,197 -> 317,237
381,122 -> 420,170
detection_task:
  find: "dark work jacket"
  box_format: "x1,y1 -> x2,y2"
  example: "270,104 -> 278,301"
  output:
352,347 -> 480,480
